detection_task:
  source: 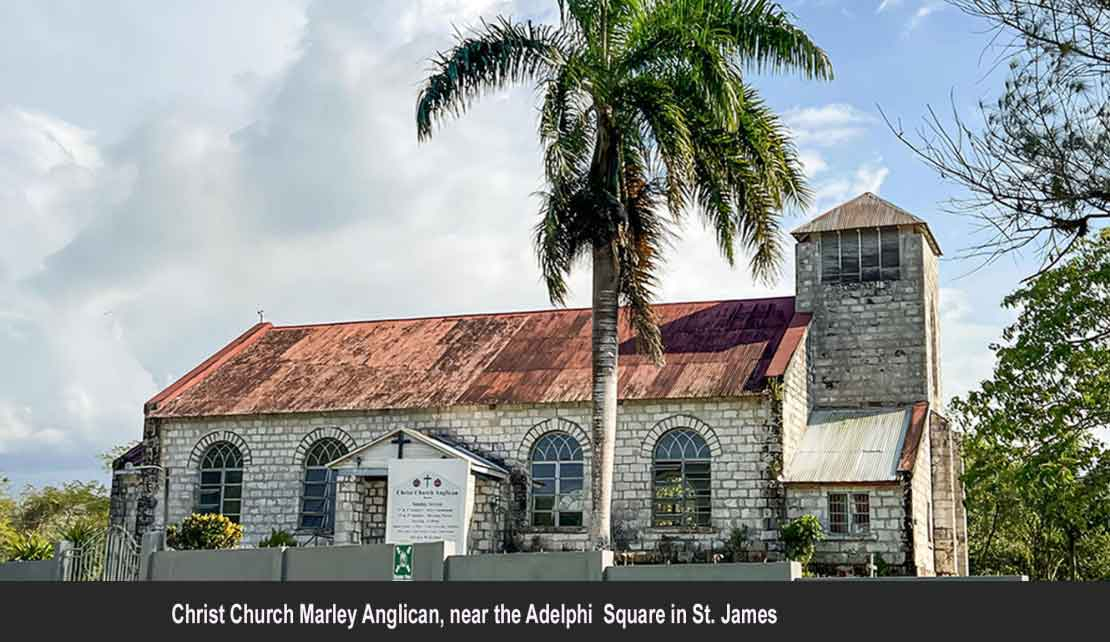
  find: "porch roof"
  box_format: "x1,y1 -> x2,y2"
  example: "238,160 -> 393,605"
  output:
326,428 -> 509,479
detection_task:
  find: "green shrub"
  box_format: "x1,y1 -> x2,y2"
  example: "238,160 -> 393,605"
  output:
6,532 -> 54,561
781,515 -> 824,566
57,519 -> 100,548
258,528 -> 298,548
723,526 -> 750,562
166,513 -> 243,550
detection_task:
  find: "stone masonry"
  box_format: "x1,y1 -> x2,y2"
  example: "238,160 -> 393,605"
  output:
785,484 -> 905,572
152,396 -> 791,557
795,226 -> 941,409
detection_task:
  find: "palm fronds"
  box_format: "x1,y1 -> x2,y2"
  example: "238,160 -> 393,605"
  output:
416,18 -> 569,141
418,0 -> 829,356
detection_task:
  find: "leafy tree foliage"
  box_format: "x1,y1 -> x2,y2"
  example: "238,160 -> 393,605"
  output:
0,478 -> 16,561
7,481 -> 110,536
416,0 -> 830,546
951,230 -> 1110,580
891,1 -> 1109,271
99,441 -> 141,473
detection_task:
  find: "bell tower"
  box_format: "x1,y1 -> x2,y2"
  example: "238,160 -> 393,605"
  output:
791,193 -> 942,409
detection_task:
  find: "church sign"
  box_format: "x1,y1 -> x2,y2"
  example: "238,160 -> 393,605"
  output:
386,459 -> 470,554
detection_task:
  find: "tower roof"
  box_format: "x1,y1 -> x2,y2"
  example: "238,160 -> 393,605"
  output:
791,192 -> 942,255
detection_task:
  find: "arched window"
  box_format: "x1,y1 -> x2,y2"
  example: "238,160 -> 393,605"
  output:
530,432 -> 584,527
299,438 -> 348,532
652,429 -> 711,527
197,442 -> 244,522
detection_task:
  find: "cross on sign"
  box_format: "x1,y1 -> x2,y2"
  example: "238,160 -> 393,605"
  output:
424,474 -> 433,486
390,432 -> 413,459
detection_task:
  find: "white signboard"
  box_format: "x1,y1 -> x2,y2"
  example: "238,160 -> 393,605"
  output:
386,459 -> 470,554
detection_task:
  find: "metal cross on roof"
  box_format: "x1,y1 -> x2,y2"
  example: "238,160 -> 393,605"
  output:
390,432 -> 413,459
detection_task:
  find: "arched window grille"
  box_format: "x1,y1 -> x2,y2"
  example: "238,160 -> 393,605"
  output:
197,442 -> 244,522
652,429 -> 711,527
299,438 -> 348,532
529,432 -> 584,527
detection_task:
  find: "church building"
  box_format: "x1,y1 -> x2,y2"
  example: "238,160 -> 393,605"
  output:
111,193 -> 968,576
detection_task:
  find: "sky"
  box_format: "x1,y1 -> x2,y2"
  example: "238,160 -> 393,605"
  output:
0,0 -> 1036,490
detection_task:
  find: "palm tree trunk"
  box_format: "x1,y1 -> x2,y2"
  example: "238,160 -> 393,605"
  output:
589,240 -> 620,548
587,108 -> 622,549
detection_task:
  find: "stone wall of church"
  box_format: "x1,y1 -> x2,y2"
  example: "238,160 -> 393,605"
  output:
929,411 -> 967,575
910,427 -> 935,576
153,394 -> 786,553
784,484 -> 907,575
108,472 -> 143,538
795,228 -> 937,409
468,476 -> 508,554
361,479 -> 387,544
780,330 -> 810,468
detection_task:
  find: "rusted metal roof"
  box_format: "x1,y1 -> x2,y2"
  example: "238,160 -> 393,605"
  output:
147,297 -> 804,418
790,192 -> 942,256
897,401 -> 930,473
765,312 -> 811,377
784,406 -> 919,483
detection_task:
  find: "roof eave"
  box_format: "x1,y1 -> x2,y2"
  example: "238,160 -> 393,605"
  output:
144,322 -> 273,416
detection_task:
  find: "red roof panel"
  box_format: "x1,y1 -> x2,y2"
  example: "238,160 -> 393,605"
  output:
147,297 -> 804,418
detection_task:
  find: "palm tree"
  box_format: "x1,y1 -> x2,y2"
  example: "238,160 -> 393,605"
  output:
416,0 -> 831,548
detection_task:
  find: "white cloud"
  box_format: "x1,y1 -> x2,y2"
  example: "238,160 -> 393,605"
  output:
937,287 -> 1010,406
0,0 -> 566,486
906,2 -> 944,34
808,160 -> 890,213
798,150 -> 828,178
876,0 -> 904,13
783,103 -> 875,147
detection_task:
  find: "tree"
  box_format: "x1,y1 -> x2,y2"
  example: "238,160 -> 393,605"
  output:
889,1 -> 1109,272
9,481 -> 110,537
0,477 -> 16,561
99,441 -> 140,473
416,0 -> 830,547
951,230 -> 1110,580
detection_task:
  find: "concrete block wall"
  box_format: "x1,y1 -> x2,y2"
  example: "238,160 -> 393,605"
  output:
444,550 -> 613,581
109,471 -> 143,537
795,228 -> 937,409
605,560 -> 801,581
784,484 -> 906,573
910,427 -> 935,576
0,559 -> 63,581
930,412 -> 959,575
151,396 -> 780,553
922,240 -> 943,408
145,541 -> 451,581
780,331 -> 810,468
468,476 -> 507,553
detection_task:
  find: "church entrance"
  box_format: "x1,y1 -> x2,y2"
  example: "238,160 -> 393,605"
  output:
326,428 -> 510,554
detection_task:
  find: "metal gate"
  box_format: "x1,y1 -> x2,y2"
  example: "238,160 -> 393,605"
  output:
63,526 -> 141,581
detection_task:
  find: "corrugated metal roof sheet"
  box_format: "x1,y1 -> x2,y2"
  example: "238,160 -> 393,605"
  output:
784,407 -> 911,483
147,297 -> 806,418
790,192 -> 942,256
